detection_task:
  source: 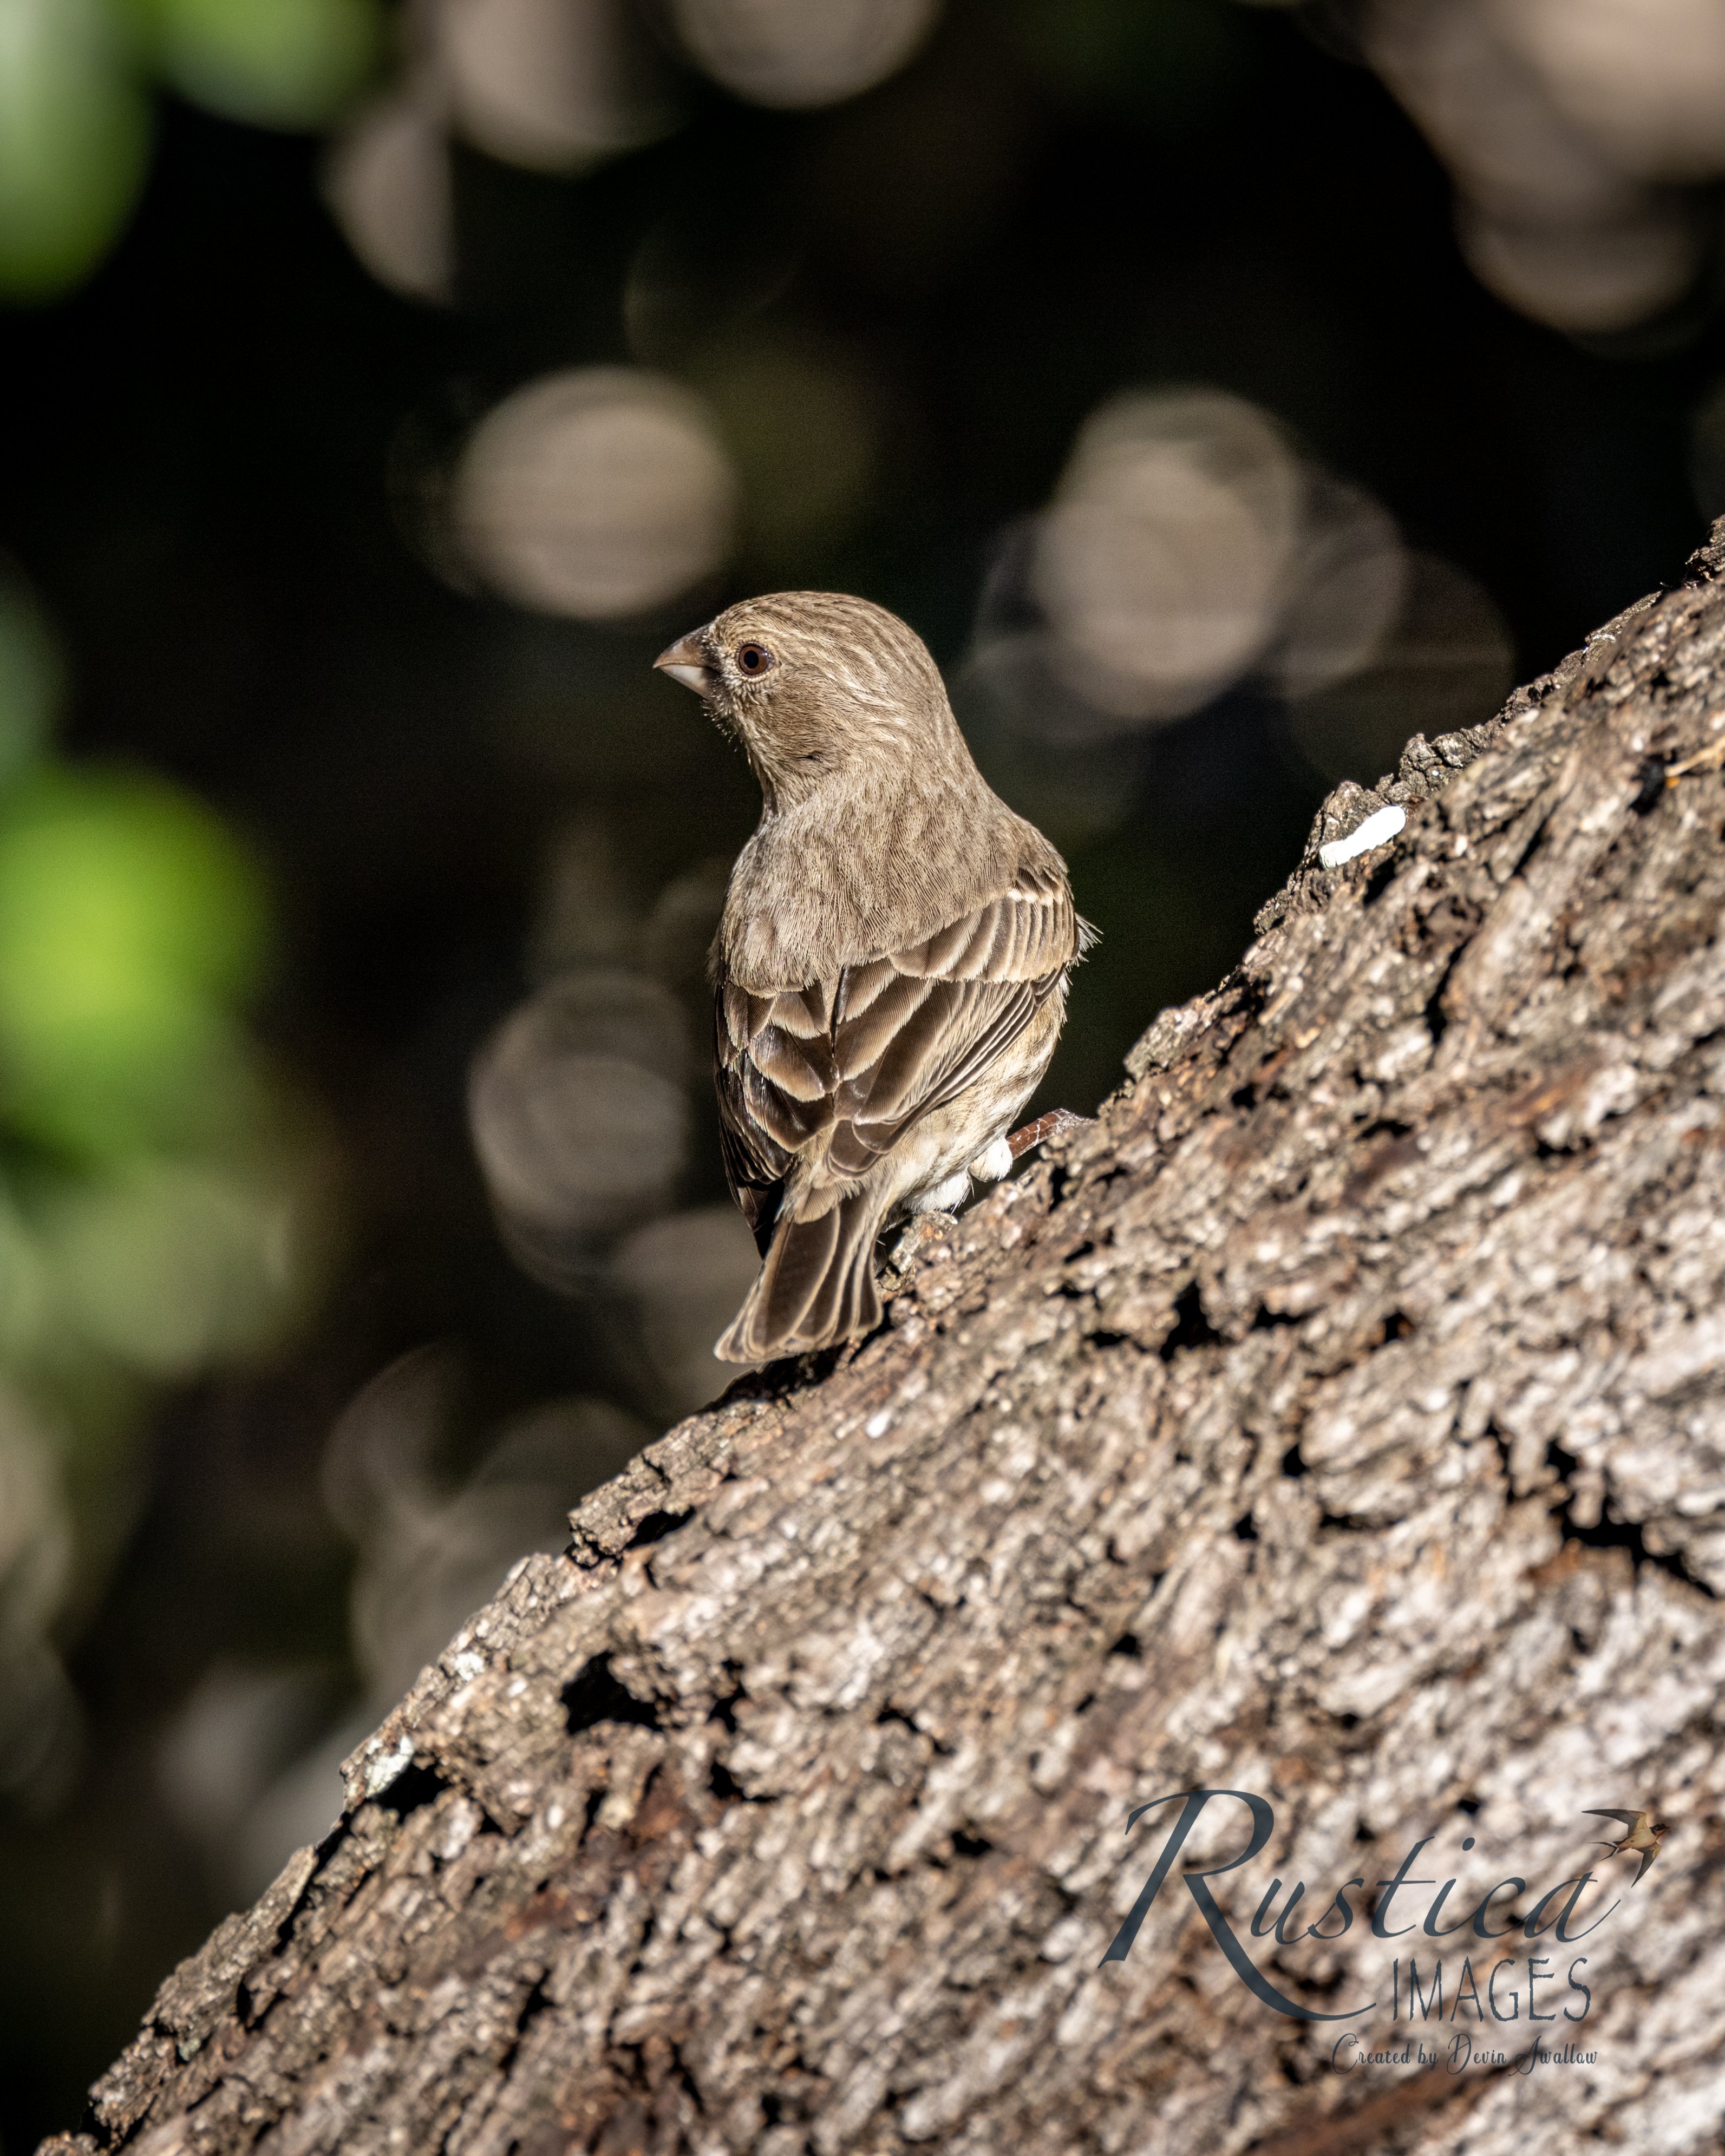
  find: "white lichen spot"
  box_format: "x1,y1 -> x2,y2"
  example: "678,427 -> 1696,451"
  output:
865,1410 -> 892,1438
363,1736 -> 415,1797
1319,802 -> 1407,869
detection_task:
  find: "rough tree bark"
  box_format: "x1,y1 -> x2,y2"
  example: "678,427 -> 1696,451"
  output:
40,533 -> 1725,2156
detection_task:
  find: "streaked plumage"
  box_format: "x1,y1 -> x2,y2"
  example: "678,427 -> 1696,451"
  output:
655,591 -> 1092,1363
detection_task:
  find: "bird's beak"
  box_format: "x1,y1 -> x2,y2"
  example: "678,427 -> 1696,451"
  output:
654,632 -> 717,698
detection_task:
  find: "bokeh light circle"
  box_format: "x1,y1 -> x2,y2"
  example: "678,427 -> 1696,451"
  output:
1031,389 -> 1303,722
669,0 -> 940,109
1456,200 -> 1700,335
436,0 -> 677,171
468,970 -> 692,1276
454,368 -> 737,618
324,83 -> 453,304
1495,0 -> 1725,184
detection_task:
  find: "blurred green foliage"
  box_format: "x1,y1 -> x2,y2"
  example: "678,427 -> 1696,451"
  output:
0,57 -> 342,1639
140,0 -> 382,130
0,579 -> 64,782
0,0 -> 151,302
0,0 -> 381,302
0,769 -> 269,1162
0,580 -> 330,1810
40,1152 -> 316,1377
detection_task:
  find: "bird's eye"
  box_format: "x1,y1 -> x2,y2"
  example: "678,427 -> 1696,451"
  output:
735,642 -> 774,676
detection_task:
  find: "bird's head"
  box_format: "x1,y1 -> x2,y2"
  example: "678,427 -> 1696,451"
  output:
655,591 -> 957,805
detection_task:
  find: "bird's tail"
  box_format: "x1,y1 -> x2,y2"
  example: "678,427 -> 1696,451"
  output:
714,1187 -> 886,1363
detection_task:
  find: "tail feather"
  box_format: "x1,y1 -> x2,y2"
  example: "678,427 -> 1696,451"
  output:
715,1188 -> 885,1362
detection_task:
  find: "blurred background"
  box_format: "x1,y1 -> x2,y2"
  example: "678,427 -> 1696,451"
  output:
0,0 -> 1716,2140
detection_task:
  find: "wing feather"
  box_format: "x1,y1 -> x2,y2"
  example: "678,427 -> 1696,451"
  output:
714,866 -> 1084,1228
749,1024 -> 834,1101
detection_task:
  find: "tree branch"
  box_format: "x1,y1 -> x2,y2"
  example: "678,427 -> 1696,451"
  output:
41,530 -> 1725,2156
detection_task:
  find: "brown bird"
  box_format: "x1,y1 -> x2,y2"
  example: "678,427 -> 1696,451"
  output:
1584,1808 -> 1669,1885
655,591 -> 1093,1364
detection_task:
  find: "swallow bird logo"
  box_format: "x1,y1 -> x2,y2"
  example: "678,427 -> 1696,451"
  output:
1585,1809 -> 1668,1886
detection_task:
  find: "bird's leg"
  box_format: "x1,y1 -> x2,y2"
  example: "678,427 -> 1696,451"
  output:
1007,1108 -> 1095,1162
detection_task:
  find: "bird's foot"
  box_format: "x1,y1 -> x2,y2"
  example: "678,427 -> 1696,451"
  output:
1007,1107 -> 1095,1162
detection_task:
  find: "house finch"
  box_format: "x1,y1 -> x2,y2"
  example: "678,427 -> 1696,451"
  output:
656,591 -> 1094,1363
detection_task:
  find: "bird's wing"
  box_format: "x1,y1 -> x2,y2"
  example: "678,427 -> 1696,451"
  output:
713,979 -> 830,1251
1632,1843 -> 1660,1885
715,864 -> 1083,1240
1584,1810 -> 1638,1828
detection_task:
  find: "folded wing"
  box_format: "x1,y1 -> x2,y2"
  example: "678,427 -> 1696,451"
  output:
715,863 -> 1086,1247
